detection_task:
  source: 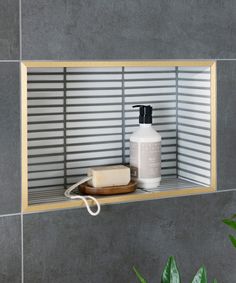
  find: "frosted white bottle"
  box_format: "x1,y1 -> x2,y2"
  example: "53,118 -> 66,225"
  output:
130,105 -> 161,190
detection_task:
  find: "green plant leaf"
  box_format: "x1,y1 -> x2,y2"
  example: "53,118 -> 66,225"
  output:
222,219 -> 236,230
212,279 -> 217,283
133,266 -> 148,283
228,234 -> 236,248
161,256 -> 181,283
191,266 -> 207,283
230,214 -> 236,219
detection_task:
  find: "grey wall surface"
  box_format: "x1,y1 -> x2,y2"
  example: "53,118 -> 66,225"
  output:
0,0 -> 236,282
0,215 -> 21,283
0,0 -> 19,60
0,1 -> 22,280
22,0 -> 236,60
0,63 -> 21,214
23,191 -> 236,283
217,61 -> 236,190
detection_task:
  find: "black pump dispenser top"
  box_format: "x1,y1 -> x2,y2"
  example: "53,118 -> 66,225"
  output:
133,105 -> 153,124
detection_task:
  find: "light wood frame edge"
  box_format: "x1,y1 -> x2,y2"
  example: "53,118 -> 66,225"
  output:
210,62 -> 217,190
21,60 -> 217,214
24,186 -> 215,213
22,60 -> 215,68
21,63 -> 29,212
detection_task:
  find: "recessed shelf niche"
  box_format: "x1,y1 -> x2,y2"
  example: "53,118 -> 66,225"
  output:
21,61 -> 216,213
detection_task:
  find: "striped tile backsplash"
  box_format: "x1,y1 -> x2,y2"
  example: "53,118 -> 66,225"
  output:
27,65 -> 211,196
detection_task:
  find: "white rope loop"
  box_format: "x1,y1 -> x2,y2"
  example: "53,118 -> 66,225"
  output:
64,177 -> 101,216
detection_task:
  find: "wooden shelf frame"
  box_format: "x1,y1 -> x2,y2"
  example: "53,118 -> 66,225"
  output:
21,60 -> 217,213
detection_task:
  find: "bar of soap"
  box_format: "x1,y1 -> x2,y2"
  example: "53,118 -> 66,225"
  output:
87,165 -> 130,188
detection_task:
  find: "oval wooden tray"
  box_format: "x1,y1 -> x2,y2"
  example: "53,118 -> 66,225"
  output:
79,180 -> 137,195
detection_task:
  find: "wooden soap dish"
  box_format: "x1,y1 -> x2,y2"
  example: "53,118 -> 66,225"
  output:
79,180 -> 137,195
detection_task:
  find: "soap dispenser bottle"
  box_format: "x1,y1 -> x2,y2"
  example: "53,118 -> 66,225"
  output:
130,105 -> 161,190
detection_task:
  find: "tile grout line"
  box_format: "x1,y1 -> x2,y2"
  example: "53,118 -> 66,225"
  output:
0,212 -> 21,218
63,67 -> 67,188
121,66 -> 126,164
19,0 -> 22,61
175,66 -> 179,178
19,0 -> 24,282
0,60 -> 20,62
1,59 -> 236,63
21,214 -> 24,283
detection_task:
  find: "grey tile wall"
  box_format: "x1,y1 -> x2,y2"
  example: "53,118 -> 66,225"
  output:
22,0 -> 236,60
23,190 -> 236,283
0,215 -> 21,283
217,61 -> 236,190
0,1 -> 236,283
0,0 -> 19,60
0,63 -> 21,214
0,1 -> 22,281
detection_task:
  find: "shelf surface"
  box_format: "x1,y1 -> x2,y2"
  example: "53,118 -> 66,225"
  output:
29,178 -> 205,206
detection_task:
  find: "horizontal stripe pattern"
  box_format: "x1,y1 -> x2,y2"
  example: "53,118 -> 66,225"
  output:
124,67 -> 177,178
28,178 -> 201,205
27,65 -> 212,204
28,67 -> 123,192
28,68 -> 65,191
177,66 -> 211,186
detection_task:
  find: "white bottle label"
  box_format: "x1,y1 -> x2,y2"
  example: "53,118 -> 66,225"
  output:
130,141 -> 161,179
